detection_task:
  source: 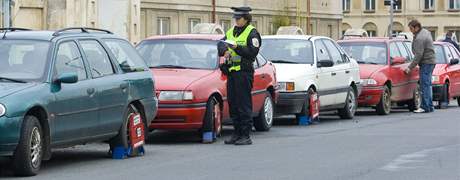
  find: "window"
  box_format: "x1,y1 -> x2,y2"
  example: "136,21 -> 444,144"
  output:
80,40 -> 114,78
429,30 -> 436,40
157,17 -> 170,35
261,39 -> 314,64
448,46 -> 460,61
55,41 -> 87,80
328,25 -> 333,38
257,54 -> 267,67
315,40 -> 331,62
367,30 -> 377,37
323,40 -> 344,64
395,42 -> 410,61
104,39 -> 147,72
365,0 -> 375,11
434,45 -> 447,64
404,42 -> 414,59
389,42 -> 402,59
424,0 -> 435,10
394,1 -> 402,10
449,0 -> 460,9
252,21 -> 258,29
269,22 -> 276,35
339,42 -> 388,65
343,0 -> 351,12
189,18 -> 201,33
220,19 -> 231,32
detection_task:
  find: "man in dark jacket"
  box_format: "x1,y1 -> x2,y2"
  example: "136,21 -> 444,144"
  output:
443,31 -> 459,51
218,6 -> 261,145
404,20 -> 436,113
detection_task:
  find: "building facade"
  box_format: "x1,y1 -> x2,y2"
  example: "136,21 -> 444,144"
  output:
140,0 -> 343,39
342,0 -> 460,41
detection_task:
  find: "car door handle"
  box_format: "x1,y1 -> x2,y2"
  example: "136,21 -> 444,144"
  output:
87,88 -> 96,96
331,72 -> 337,76
261,74 -> 266,79
345,70 -> 350,74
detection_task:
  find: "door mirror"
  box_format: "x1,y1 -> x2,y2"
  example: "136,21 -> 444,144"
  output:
450,58 -> 459,65
56,72 -> 78,84
317,60 -> 334,68
391,56 -> 406,65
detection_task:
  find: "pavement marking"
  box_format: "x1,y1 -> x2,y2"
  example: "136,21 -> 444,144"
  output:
380,144 -> 460,172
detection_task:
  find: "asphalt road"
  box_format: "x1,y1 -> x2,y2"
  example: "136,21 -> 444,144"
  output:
1,102 -> 459,180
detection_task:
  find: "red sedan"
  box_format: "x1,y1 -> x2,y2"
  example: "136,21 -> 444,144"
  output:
432,42 -> 460,108
338,38 -> 421,115
136,34 -> 278,142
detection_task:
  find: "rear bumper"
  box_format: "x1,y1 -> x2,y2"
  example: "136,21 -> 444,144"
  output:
0,116 -> 23,156
358,86 -> 384,106
432,84 -> 445,101
275,92 -> 307,115
149,103 -> 207,130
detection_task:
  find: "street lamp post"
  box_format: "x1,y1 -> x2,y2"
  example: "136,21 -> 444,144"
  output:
389,0 -> 394,38
2,0 -> 11,28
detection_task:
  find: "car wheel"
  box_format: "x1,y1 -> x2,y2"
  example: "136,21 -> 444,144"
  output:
436,83 -> 449,109
295,88 -> 315,120
408,84 -> 421,111
202,97 -> 222,141
376,86 -> 391,115
254,93 -> 274,131
110,104 -> 141,151
338,86 -> 357,119
13,116 -> 43,176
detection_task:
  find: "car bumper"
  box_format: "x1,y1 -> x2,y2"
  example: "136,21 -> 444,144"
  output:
275,91 -> 307,115
149,103 -> 207,130
432,84 -> 445,101
140,96 -> 158,125
358,86 -> 384,106
0,116 -> 23,156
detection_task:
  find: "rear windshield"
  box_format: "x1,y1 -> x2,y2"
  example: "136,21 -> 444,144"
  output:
339,42 -> 387,65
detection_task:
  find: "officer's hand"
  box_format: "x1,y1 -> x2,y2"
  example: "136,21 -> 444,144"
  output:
230,44 -> 237,49
224,51 -> 231,59
219,63 -> 229,76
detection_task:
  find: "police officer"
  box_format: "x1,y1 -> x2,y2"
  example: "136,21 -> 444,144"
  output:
218,6 -> 261,145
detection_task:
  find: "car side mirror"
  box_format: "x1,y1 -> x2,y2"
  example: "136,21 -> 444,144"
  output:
391,56 -> 406,65
317,60 -> 334,68
450,58 -> 459,65
56,72 -> 78,84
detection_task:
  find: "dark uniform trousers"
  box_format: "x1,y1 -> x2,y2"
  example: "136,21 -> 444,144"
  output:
227,71 -> 254,137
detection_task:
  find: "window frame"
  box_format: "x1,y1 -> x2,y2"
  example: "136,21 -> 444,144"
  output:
157,17 -> 171,35
53,40 -> 89,81
77,39 -> 118,78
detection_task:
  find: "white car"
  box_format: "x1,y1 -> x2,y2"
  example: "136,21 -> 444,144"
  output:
260,35 -> 362,119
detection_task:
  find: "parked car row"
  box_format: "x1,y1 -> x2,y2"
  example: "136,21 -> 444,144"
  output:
1,27 -> 459,176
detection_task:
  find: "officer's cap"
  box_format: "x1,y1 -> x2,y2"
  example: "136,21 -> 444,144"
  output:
231,6 -> 252,19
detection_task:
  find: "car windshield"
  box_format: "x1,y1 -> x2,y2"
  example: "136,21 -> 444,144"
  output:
0,40 -> 50,82
136,39 -> 218,70
260,39 -> 314,64
434,45 -> 447,64
339,42 -> 388,65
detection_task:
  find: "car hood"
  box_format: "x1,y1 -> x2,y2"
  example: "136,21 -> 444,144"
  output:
151,68 -> 215,91
273,63 -> 316,82
432,64 -> 447,76
0,82 -> 37,99
359,64 -> 386,79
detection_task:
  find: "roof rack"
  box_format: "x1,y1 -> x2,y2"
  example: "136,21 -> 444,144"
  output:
0,27 -> 32,32
1,27 -> 33,39
53,27 -> 113,36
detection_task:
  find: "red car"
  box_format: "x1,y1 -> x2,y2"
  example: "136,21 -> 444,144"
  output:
136,34 -> 278,142
338,38 -> 421,115
432,42 -> 460,108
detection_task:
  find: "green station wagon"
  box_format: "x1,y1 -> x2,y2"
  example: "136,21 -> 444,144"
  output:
0,28 -> 158,176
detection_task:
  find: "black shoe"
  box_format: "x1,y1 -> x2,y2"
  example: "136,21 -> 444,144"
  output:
234,136 -> 252,145
224,134 -> 240,144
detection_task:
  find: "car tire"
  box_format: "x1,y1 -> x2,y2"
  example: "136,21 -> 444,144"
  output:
202,97 -> 222,141
376,86 -> 391,115
295,88 -> 315,120
254,93 -> 274,131
12,116 -> 43,176
408,84 -> 421,111
436,83 -> 449,109
110,104 -> 141,150
338,86 -> 357,119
